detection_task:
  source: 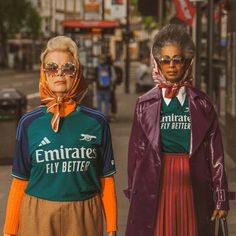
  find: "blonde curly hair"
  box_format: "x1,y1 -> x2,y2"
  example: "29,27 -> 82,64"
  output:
40,36 -> 78,63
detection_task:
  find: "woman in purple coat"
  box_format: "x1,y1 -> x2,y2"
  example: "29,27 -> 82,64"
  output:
125,24 -> 229,236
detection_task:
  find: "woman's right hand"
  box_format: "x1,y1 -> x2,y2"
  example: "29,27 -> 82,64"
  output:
211,209 -> 228,221
108,232 -> 116,236
4,234 -> 15,236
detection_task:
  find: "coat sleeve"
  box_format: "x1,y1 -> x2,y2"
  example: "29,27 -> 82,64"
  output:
208,105 -> 229,211
124,100 -> 141,200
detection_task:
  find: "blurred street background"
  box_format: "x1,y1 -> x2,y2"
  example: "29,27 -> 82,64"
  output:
1,0 -> 236,235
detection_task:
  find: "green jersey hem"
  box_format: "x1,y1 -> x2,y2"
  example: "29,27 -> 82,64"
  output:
12,173 -> 29,181
99,170 -> 116,178
24,191 -> 98,202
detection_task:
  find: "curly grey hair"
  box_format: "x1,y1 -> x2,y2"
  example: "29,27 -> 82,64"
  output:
152,24 -> 195,61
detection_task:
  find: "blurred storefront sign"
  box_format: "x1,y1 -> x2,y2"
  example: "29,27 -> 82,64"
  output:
112,0 -> 124,5
84,0 -> 100,11
174,0 -> 196,25
128,42 -> 138,60
8,38 -> 33,45
63,20 -> 119,35
7,37 -> 43,70
83,0 -> 126,20
84,0 -> 101,20
63,20 -> 119,28
105,0 -> 126,20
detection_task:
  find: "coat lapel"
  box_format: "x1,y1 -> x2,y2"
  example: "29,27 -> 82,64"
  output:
187,88 -> 212,157
138,87 -> 211,159
139,88 -> 162,158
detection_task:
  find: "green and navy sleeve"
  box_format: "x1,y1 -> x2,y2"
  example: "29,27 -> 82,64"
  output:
80,106 -> 116,177
100,120 -> 116,177
12,109 -> 43,180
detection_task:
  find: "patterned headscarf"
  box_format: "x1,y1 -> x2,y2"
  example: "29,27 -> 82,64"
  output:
151,52 -> 193,98
39,62 -> 88,132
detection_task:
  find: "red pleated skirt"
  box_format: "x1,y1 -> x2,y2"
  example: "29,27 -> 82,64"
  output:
154,153 -> 198,236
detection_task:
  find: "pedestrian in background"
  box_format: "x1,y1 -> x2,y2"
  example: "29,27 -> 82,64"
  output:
3,36 -> 117,236
96,55 -> 112,117
106,55 -> 119,122
135,56 -> 154,95
125,24 -> 229,236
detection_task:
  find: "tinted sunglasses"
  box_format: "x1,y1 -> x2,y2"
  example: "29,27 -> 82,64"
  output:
44,62 -> 76,76
158,56 -> 185,66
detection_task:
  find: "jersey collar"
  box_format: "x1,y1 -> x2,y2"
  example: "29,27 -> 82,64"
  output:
162,87 -> 186,106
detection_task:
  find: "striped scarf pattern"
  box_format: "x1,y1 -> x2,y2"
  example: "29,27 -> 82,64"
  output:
151,54 -> 193,98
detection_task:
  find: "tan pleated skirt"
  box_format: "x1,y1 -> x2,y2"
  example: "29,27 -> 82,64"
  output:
19,194 -> 103,236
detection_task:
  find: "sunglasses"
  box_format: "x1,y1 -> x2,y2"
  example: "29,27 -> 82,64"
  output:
44,62 -> 76,76
158,56 -> 185,66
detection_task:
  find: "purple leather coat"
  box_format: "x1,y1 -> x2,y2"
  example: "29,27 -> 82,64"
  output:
124,86 -> 229,236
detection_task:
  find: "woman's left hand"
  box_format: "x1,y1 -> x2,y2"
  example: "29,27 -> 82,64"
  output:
211,209 -> 228,221
108,232 -> 116,236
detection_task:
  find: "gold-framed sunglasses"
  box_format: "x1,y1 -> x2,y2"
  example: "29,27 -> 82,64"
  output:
44,62 -> 76,77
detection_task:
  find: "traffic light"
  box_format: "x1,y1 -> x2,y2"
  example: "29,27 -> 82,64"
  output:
137,0 -> 158,17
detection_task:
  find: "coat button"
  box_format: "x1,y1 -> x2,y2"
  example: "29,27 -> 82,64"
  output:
146,225 -> 152,229
155,162 -> 160,167
130,219 -> 134,224
133,190 -> 137,195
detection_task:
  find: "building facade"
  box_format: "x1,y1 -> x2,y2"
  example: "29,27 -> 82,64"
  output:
225,0 -> 236,160
31,0 -> 83,36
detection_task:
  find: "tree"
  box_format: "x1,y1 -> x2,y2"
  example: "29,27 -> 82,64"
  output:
0,0 -> 41,67
24,5 -> 41,37
142,16 -> 159,33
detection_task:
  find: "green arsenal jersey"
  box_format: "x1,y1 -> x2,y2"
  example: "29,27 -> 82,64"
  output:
12,105 -> 116,201
160,96 -> 191,153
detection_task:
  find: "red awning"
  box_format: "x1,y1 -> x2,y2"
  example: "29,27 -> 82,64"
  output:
62,20 -> 119,28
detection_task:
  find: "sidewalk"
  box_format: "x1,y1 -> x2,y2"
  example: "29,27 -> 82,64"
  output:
111,82 -> 236,235
111,77 -> 236,235
0,79 -> 138,236
0,67 -> 236,235
109,83 -> 137,235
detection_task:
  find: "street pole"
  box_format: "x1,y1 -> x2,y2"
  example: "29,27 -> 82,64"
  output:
102,0 -> 105,20
101,0 -> 105,54
64,0 -> 67,20
73,0 -> 76,19
158,0 -> 163,26
207,0 -> 214,99
195,2 -> 202,88
50,0 -> 53,34
82,0 -> 85,19
125,0 -> 130,94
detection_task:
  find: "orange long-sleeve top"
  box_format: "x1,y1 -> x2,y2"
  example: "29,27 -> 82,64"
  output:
3,176 -> 117,235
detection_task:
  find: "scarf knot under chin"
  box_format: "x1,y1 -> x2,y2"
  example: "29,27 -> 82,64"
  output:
158,81 -> 192,98
40,65 -> 88,133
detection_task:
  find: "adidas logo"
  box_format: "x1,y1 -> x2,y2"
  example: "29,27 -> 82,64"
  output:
39,137 -> 51,147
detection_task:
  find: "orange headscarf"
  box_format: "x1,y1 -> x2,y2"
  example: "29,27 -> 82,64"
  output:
39,62 -> 88,132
